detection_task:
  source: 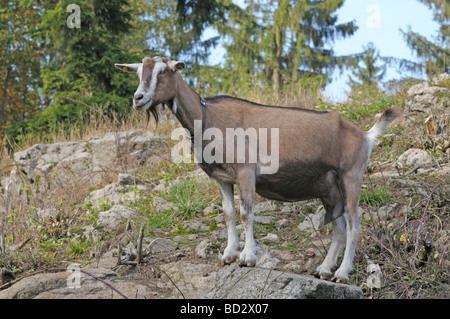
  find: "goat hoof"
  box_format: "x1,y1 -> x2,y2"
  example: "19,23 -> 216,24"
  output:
221,255 -> 238,266
239,260 -> 256,268
331,276 -> 348,284
319,273 -> 332,281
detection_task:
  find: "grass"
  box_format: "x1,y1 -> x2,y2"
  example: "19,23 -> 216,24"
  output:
160,179 -> 212,217
360,185 -> 391,207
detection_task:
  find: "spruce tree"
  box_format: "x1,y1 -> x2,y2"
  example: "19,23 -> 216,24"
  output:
218,0 -> 358,94
347,42 -> 386,89
401,0 -> 449,76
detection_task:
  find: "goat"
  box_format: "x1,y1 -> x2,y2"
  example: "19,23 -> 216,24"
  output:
115,56 -> 400,283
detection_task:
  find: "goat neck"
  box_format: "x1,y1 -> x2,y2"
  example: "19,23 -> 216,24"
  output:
172,74 -> 204,136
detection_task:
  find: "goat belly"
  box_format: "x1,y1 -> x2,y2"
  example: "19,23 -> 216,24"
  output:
255,161 -> 336,202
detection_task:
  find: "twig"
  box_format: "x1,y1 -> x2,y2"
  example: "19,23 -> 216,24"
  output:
125,219 -> 137,247
414,181 -> 445,256
136,223 -> 145,265
260,269 -> 284,299
368,230 -> 397,261
405,163 -> 438,175
260,268 -> 273,299
117,242 -> 122,265
148,263 -> 185,299
78,268 -> 129,299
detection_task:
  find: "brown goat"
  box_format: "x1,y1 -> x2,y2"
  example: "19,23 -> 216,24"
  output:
115,56 -> 400,283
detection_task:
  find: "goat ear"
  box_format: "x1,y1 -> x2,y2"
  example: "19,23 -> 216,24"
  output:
114,63 -> 141,73
168,60 -> 186,72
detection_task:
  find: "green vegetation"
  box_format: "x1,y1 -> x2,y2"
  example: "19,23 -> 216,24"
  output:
160,179 -> 212,217
1,0 -> 448,147
360,186 -> 391,207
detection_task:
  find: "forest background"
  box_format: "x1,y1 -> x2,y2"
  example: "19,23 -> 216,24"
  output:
0,0 -> 448,147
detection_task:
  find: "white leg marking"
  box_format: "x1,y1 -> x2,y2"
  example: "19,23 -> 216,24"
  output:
219,182 -> 239,265
239,200 -> 257,267
316,216 -> 346,279
334,208 -> 361,283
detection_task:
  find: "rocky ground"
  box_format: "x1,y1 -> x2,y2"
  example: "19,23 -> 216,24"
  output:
0,75 -> 448,299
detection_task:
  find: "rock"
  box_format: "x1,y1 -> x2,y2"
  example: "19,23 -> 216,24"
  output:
362,203 -> 399,221
146,238 -> 178,254
203,264 -> 362,299
371,170 -> 399,178
389,178 -> 422,188
405,73 -> 449,113
280,205 -> 293,213
430,73 -> 450,86
396,148 -> 432,169
85,183 -> 147,209
203,205 -> 222,216
160,261 -> 219,299
9,131 -> 167,206
0,272 -> 69,299
254,215 -> 275,225
97,205 -> 138,230
276,218 -> 289,228
195,239 -> 221,259
254,201 -> 276,213
152,196 -> 175,212
118,173 -> 144,186
182,219 -> 210,232
256,245 -> 281,269
0,266 -> 156,299
297,214 -> 323,231
262,233 -> 280,243
213,213 -> 225,225
35,280 -> 155,299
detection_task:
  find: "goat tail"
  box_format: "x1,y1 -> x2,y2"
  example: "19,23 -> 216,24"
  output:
366,107 -> 401,153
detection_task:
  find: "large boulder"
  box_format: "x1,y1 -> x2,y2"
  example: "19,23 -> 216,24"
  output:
203,264 -> 362,299
0,265 -> 157,299
6,131 -> 167,209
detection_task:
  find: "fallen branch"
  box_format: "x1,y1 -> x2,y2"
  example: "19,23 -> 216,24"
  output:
405,163 -> 438,175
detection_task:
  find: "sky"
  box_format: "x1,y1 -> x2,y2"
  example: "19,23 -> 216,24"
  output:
325,0 -> 440,101
207,0 -> 441,102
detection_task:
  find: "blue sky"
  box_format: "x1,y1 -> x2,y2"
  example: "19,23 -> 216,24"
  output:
208,0 -> 440,102
325,0 -> 440,101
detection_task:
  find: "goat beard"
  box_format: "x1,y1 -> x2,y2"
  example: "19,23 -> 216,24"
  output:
145,104 -> 161,128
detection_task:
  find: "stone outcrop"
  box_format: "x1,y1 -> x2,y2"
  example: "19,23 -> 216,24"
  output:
204,264 -> 362,299
5,131 -> 167,206
405,73 -> 449,113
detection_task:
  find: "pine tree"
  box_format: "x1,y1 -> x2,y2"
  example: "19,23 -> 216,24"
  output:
10,0 -> 141,140
218,0 -> 358,94
401,0 -> 449,76
347,42 -> 386,89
